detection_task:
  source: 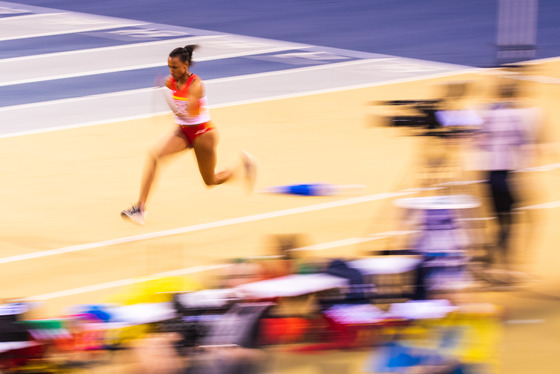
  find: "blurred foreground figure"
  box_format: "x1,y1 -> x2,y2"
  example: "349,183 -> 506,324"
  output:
476,80 -> 538,277
134,329 -> 266,374
135,332 -> 187,374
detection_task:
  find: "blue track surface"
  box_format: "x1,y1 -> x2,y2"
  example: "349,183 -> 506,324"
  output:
10,0 -> 560,67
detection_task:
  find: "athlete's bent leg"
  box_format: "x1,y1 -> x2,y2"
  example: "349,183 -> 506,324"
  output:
138,127 -> 189,209
193,130 -> 234,186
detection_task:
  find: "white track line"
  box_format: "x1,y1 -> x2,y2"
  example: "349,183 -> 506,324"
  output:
26,230 -> 417,301
0,13 -> 146,41
519,200 -> 560,210
0,110 -> 170,139
0,45 -> 309,86
0,35 -> 225,62
0,190 -> 414,266
0,86 -> 155,112
204,58 -> 396,83
517,163 -> 560,172
27,264 -> 229,301
0,12 -> 62,21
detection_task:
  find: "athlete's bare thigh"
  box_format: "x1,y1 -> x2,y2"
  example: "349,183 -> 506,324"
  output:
152,126 -> 190,159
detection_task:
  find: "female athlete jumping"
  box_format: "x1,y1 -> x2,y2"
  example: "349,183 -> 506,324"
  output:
121,44 -> 256,224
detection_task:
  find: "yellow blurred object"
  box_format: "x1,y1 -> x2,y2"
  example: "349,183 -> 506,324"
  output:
104,276 -> 202,305
448,305 -> 503,372
96,276 -> 203,344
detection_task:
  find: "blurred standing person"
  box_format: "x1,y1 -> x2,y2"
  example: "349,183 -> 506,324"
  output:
476,80 -> 539,280
121,45 -> 257,225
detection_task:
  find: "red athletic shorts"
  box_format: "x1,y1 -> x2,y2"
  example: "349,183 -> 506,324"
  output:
179,122 -> 215,147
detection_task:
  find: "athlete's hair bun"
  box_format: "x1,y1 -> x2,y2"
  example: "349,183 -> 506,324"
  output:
169,44 -> 199,65
184,44 -> 198,54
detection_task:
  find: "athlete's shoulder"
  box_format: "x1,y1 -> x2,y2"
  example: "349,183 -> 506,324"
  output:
164,76 -> 174,90
189,74 -> 204,86
188,75 -> 205,97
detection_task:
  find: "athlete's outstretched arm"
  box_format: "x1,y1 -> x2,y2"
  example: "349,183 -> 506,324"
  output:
156,76 -> 179,115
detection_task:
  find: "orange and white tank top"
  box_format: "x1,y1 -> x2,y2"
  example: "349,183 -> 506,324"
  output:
170,74 -> 211,126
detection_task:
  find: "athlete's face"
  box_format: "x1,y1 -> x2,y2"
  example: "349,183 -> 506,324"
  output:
168,56 -> 188,80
